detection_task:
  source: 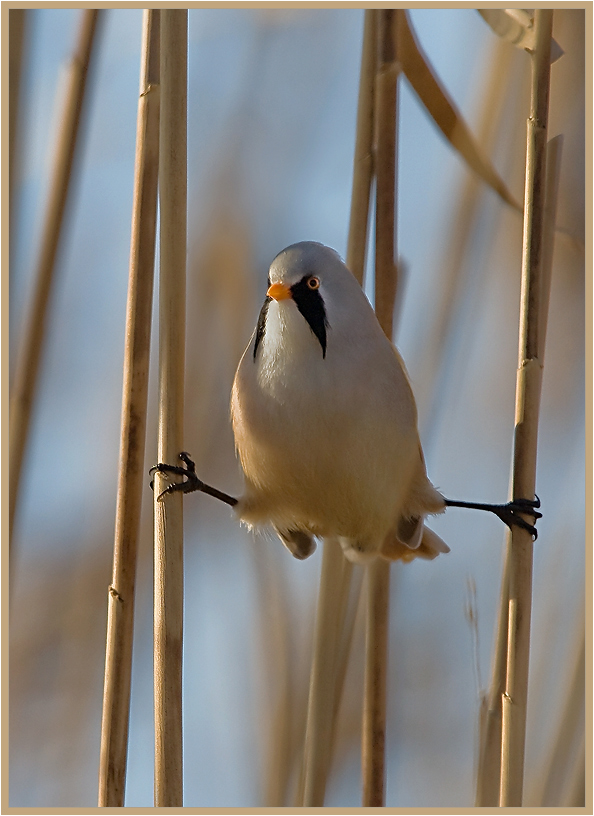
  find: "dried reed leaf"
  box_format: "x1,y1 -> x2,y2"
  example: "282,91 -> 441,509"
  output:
478,10 -> 563,63
396,10 -> 521,212
417,37 -> 515,439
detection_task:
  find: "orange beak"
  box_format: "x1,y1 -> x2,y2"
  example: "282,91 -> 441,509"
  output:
267,282 -> 292,301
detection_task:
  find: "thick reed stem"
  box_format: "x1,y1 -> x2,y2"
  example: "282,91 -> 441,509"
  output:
477,133 -> 562,807
362,10 -> 399,807
499,10 -> 554,806
362,559 -> 391,806
98,10 -> 160,806
153,10 -> 187,807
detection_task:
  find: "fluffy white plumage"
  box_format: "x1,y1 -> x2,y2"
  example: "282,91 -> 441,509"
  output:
230,241 -> 449,563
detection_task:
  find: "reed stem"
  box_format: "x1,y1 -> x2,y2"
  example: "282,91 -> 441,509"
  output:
8,9 -> 98,556
475,557 -> 509,805
477,132 -> 562,808
373,9 -> 399,336
499,10 -> 554,806
153,10 -> 187,807
362,560 -> 391,805
347,9 -> 377,287
299,11 -> 376,806
98,10 -> 160,806
9,9 -> 27,218
301,539 -> 354,806
362,10 -> 399,807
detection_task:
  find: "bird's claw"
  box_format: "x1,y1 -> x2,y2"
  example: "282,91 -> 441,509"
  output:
494,495 -> 542,540
149,451 -> 201,500
510,495 -> 542,514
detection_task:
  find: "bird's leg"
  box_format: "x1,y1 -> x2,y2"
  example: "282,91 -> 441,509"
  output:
443,496 -> 542,539
150,451 -> 238,507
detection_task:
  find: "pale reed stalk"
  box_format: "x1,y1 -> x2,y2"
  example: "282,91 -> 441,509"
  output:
153,10 -> 187,807
347,9 -> 377,287
362,9 -> 399,807
477,132 -> 562,808
499,9 -> 554,806
9,9 -> 26,216
9,9 -> 98,554
298,11 -> 376,806
300,539 -> 357,806
475,557 -> 509,806
465,42 -> 520,810
98,10 -> 160,806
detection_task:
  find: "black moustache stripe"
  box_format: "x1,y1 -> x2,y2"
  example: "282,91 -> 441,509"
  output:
290,277 -> 329,358
253,296 -> 271,359
253,276 -> 329,360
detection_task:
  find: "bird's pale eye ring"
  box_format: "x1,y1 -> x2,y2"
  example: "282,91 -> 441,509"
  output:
307,276 -> 320,290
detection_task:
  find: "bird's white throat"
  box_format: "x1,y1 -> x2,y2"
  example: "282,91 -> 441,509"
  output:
256,298 -> 325,391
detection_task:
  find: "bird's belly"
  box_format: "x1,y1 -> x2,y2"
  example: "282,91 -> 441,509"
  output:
232,373 -> 416,544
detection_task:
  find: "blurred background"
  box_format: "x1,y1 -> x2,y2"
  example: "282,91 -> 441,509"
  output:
9,7 -> 585,808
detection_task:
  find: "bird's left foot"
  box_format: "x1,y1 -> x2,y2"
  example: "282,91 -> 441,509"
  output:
489,496 -> 542,539
149,451 -> 238,507
444,495 -> 542,539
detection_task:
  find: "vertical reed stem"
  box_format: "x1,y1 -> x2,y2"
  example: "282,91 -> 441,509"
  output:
499,10 -> 553,806
362,10 -> 399,807
475,559 -> 509,805
477,133 -> 562,807
362,560 -> 391,805
301,540 -> 354,806
98,10 -> 160,806
9,9 -> 27,216
153,10 -> 187,807
347,9 -> 377,286
8,9 -> 98,554
373,9 -> 399,335
299,11 -> 376,806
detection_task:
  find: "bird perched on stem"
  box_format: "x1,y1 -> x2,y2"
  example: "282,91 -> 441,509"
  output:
151,242 -> 540,562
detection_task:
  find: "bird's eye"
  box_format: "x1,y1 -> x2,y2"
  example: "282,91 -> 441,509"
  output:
307,276 -> 320,290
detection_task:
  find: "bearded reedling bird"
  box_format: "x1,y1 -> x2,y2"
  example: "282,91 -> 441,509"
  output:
151,242 -> 541,563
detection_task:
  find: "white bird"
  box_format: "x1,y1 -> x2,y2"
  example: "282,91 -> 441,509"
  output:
151,242 -> 541,562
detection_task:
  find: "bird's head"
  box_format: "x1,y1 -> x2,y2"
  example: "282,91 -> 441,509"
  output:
254,241 -> 371,361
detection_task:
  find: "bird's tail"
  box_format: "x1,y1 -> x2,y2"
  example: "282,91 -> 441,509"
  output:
380,519 -> 449,562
